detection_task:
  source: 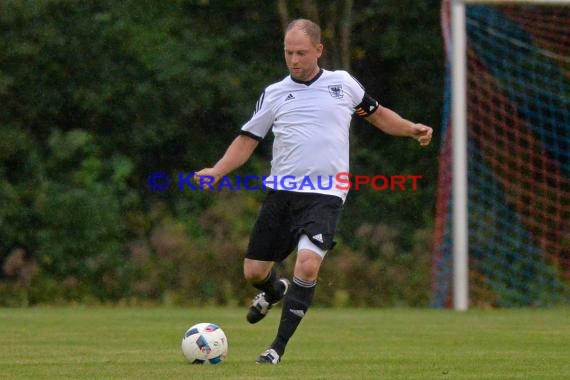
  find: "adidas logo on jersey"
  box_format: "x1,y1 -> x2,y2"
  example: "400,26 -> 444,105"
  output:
312,233 -> 324,243
285,93 -> 295,101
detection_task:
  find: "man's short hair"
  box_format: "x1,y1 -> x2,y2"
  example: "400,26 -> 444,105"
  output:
285,19 -> 321,45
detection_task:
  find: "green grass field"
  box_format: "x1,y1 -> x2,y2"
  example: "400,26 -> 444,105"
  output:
0,307 -> 569,379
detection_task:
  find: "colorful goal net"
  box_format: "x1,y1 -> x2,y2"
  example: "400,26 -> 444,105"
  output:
434,1 -> 570,307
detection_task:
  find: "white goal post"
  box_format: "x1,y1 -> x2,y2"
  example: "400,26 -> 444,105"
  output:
450,0 -> 570,311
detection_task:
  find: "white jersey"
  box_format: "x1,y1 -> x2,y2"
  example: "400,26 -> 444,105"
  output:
240,69 -> 378,201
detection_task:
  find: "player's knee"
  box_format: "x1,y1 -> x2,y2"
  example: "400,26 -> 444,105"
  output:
243,259 -> 271,284
295,250 -> 322,281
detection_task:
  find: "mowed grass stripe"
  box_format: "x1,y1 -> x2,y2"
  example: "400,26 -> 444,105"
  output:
0,307 -> 568,379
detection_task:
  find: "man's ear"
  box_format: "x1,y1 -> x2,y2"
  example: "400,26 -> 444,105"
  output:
316,43 -> 324,58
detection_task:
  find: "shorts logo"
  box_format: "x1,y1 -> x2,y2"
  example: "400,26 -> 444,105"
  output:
312,233 -> 324,243
328,84 -> 343,99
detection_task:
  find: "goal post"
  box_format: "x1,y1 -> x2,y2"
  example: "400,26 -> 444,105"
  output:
435,0 -> 570,309
451,0 -> 469,311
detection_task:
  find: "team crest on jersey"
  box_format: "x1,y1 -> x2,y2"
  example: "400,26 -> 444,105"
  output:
328,84 -> 343,99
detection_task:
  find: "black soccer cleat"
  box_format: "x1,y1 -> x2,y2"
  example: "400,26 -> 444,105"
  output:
256,348 -> 280,364
246,278 -> 290,324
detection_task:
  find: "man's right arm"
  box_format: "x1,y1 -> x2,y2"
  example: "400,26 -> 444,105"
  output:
194,134 -> 259,186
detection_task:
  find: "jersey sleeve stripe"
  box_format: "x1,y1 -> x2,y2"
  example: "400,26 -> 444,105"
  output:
349,74 -> 365,90
254,91 -> 265,114
239,130 -> 264,141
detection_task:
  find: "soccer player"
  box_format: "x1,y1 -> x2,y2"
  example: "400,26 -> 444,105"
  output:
194,18 -> 432,364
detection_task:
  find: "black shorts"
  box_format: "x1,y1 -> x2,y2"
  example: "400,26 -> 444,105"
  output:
246,190 -> 344,262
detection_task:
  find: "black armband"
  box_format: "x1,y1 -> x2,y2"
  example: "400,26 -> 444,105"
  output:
354,93 -> 380,117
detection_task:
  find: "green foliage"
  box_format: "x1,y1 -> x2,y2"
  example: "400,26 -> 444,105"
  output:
344,0 -> 442,243
0,0 -> 443,306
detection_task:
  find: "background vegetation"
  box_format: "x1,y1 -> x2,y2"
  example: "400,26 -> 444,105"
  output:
0,0 -> 443,306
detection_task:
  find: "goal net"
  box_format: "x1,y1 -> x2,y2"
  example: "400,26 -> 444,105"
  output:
434,0 -> 570,307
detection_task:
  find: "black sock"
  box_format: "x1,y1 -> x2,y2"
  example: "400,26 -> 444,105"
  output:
252,268 -> 285,304
271,276 -> 316,357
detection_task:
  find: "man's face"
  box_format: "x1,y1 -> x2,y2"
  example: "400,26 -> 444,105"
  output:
284,28 -> 323,82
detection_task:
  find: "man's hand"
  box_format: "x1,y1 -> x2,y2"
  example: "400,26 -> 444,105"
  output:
194,168 -> 223,189
192,135 -> 259,189
411,123 -> 433,146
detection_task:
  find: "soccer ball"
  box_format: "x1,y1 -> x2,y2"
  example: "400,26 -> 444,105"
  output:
181,322 -> 228,364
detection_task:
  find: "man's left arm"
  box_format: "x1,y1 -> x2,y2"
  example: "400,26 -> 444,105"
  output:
365,105 -> 433,147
